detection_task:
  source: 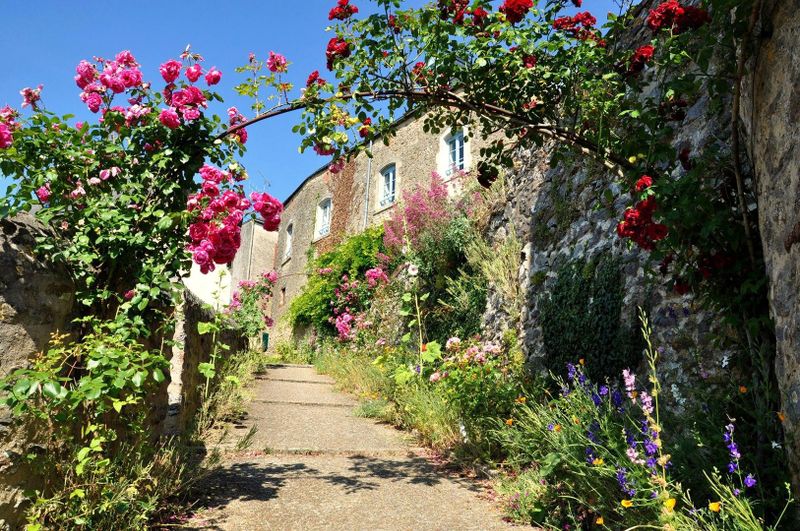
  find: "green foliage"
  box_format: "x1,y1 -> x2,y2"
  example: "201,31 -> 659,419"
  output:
539,254 -> 643,382
288,226 -> 385,331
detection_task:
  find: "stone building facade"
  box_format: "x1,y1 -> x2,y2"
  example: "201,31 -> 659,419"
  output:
269,115 -> 489,344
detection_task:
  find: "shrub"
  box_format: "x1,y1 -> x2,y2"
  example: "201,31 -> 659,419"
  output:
288,226 -> 385,331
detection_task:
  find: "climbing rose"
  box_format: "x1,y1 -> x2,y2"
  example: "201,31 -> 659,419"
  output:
160,59 -> 182,83
523,54 -> 537,69
20,85 -> 43,108
326,37 -> 351,70
629,45 -> 655,74
306,70 -> 326,87
499,0 -> 532,24
329,0 -> 359,20
158,108 -> 181,129
250,191 -> 284,231
648,1 -> 710,33
185,64 -> 203,82
205,67 -> 222,86
75,60 -> 97,89
35,183 -> 51,202
359,117 -> 372,138
635,175 -> 654,192
267,51 -> 288,73
0,123 -> 12,149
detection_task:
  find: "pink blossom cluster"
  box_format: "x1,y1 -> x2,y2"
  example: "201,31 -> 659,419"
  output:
186,165 -> 283,274
364,267 -> 389,288
266,52 -> 288,73
20,85 -> 43,109
227,107 -> 248,144
383,172 -> 453,253
76,51 -> 144,113
160,82 -> 208,128
250,191 -> 283,231
186,164 -> 249,273
262,270 -> 279,283
0,105 -> 18,150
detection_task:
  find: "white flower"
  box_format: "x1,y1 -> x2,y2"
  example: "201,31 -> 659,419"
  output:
407,263 -> 419,277
772,441 -> 782,450
721,355 -> 730,368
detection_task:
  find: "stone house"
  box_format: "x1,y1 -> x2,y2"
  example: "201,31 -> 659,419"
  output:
268,115 -> 491,344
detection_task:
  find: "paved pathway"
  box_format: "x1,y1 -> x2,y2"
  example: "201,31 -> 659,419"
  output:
185,364 -> 516,531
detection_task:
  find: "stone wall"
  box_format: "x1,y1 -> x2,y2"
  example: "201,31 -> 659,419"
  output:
164,289 -> 247,435
0,213 -> 76,527
741,0 -> 800,491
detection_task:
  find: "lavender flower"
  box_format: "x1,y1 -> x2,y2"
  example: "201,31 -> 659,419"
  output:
640,391 -> 654,415
616,467 -> 636,497
566,362 -> 577,381
623,369 -> 636,393
599,385 -> 609,396
744,474 -> 757,488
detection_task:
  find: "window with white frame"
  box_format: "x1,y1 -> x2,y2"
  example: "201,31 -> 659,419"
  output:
379,164 -> 396,208
447,130 -> 466,174
283,224 -> 293,260
316,198 -> 332,238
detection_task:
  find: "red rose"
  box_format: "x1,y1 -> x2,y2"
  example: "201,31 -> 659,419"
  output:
326,37 -> 351,70
629,45 -> 655,74
329,0 -> 359,21
635,175 -> 654,192
500,0 -> 533,25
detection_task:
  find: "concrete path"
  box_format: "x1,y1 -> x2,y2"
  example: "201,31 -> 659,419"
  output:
185,364 -> 516,531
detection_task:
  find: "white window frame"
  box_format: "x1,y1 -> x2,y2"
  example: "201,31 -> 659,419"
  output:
316,198 -> 332,238
447,130 -> 465,175
283,223 -> 293,261
379,164 -> 397,208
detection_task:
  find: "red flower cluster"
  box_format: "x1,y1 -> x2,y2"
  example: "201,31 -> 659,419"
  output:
617,195 -> 668,251
635,175 -> 653,192
314,143 -> 336,156
437,1 -> 489,26
326,37 -> 351,70
306,70 -> 326,88
629,44 -> 655,74
553,12 -> 605,46
500,0 -> 532,24
659,96 -> 688,121
359,117 -> 372,138
388,14 -> 401,33
647,1 -> 710,33
411,61 -> 429,84
329,0 -> 358,21
523,54 -> 537,69
572,0 -> 582,6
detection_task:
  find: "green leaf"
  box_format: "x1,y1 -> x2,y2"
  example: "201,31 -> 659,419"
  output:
152,368 -> 165,383
131,371 -> 146,388
197,322 -> 214,335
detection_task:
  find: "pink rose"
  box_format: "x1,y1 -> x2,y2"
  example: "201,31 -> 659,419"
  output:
123,289 -> 136,300
205,67 -> 222,86
119,69 -> 142,88
115,50 -> 137,67
160,60 -> 182,83
202,181 -> 219,197
20,85 -> 43,108
88,177 -> 101,186
83,92 -> 103,113
189,222 -> 209,242
186,64 -> 203,82
193,248 -> 210,266
265,271 -> 279,283
181,107 -> 201,121
266,51 -> 288,73
158,108 -> 181,129
0,123 -> 12,149
35,183 -> 51,202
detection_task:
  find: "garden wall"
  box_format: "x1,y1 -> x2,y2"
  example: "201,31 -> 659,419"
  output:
0,213 -> 76,527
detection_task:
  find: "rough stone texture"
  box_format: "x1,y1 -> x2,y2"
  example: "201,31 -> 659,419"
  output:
0,213 -> 76,528
187,365 -> 514,530
740,0 -> 800,491
164,290 -> 247,435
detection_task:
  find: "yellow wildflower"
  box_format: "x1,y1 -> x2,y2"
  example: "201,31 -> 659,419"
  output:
515,396 -> 527,404
621,499 -> 633,508
596,516 -> 605,525
708,501 -> 721,512
572,416 -> 580,425
664,498 -> 676,511
592,458 -> 604,466
554,424 -> 562,432
579,358 -> 585,365
505,418 -> 514,426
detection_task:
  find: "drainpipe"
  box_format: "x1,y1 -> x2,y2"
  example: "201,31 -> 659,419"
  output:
362,141 -> 373,230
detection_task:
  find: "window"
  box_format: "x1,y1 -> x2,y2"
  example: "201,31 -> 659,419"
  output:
379,164 -> 396,207
316,198 -> 332,238
283,224 -> 293,260
447,130 -> 465,174
280,287 -> 286,306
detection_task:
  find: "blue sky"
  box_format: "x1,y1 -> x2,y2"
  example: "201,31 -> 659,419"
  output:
0,0 -> 620,202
